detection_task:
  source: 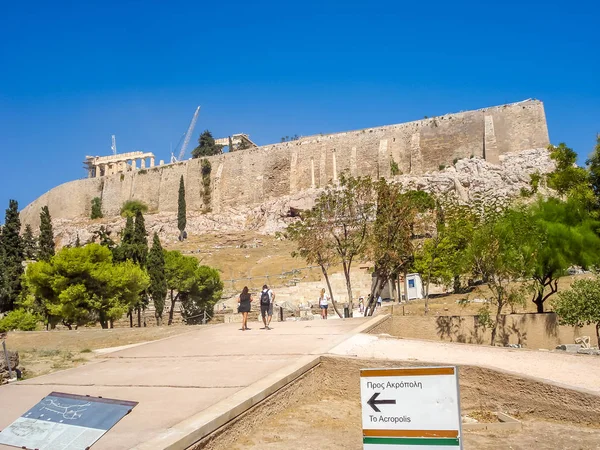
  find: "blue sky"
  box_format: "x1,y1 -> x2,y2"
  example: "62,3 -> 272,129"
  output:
0,0 -> 598,215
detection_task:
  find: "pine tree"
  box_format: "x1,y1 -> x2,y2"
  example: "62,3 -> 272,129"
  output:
22,224 -> 38,260
178,175 -> 187,240
147,233 -> 167,325
0,200 -> 24,312
38,206 -> 55,262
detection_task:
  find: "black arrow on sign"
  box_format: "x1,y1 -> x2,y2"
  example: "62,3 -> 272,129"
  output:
367,392 -> 396,412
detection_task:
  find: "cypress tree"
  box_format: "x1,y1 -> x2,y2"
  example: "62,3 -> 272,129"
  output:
133,210 -> 148,266
114,216 -> 135,262
147,233 -> 167,326
133,210 -> 149,326
38,206 -> 55,262
0,200 -> 24,312
22,224 -> 38,260
178,175 -> 187,240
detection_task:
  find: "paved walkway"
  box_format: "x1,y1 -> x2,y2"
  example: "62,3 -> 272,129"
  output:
0,318 -> 374,450
329,333 -> 600,395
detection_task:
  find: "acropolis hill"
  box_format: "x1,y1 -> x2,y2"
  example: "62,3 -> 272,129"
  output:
21,99 -> 550,232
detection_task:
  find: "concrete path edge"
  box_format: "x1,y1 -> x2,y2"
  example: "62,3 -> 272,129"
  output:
130,315 -> 388,450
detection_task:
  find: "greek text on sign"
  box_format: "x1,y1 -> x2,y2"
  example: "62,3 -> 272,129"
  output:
360,366 -> 463,449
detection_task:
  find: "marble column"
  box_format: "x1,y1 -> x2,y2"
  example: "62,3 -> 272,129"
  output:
150,157 -> 155,167
141,158 -> 146,169
131,159 -> 137,170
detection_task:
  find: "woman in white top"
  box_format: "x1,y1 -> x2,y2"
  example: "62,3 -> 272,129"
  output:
318,288 -> 330,320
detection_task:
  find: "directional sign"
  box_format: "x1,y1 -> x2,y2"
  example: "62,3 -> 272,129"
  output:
360,367 -> 462,449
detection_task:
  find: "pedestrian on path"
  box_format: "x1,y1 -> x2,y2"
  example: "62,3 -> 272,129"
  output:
318,288 -> 330,319
260,285 -> 275,330
237,286 -> 252,331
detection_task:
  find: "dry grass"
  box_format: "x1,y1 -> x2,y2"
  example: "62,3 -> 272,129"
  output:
392,273 -> 594,316
165,232 -> 323,294
5,326 -> 195,378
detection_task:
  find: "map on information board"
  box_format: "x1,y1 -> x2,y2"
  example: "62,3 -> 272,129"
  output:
0,392 -> 137,450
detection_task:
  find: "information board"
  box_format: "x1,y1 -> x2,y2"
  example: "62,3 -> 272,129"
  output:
360,366 -> 462,449
0,392 -> 137,450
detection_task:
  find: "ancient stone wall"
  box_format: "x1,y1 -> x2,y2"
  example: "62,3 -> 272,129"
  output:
21,100 -> 549,229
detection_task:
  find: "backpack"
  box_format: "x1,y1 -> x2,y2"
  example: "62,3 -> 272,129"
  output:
260,290 -> 271,305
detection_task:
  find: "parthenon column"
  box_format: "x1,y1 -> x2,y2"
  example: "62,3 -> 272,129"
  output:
131,159 -> 137,170
140,158 -> 146,169
150,157 -> 155,167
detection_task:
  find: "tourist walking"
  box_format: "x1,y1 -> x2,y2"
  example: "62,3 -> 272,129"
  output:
318,288 -> 330,319
237,286 -> 252,331
260,285 -> 275,330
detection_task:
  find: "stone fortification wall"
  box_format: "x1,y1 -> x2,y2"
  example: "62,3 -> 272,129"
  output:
21,100 -> 549,229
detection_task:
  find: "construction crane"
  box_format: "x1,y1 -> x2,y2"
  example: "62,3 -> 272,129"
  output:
111,135 -> 117,155
171,106 -> 201,163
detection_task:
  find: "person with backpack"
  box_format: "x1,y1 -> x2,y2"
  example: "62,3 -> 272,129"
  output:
260,284 -> 275,330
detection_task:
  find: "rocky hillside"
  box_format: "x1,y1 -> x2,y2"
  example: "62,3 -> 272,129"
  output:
49,148 -> 553,249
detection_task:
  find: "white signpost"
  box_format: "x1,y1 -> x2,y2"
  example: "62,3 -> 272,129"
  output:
360,366 -> 463,449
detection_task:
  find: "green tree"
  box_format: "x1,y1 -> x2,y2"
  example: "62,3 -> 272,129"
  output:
164,251 -> 222,325
24,244 -> 149,329
313,173 -> 376,313
364,181 -> 423,316
113,216 -> 135,262
285,207 -> 344,318
585,135 -> 600,207
413,201 -> 477,298
164,251 -> 200,325
191,130 -> 223,158
22,224 -> 38,260
38,206 -> 55,262
0,200 -> 24,312
120,200 -> 148,218
178,175 -> 187,240
91,197 -> 103,219
524,198 -> 600,312
132,210 -> 148,266
147,233 -> 167,325
179,265 -> 223,324
553,277 -> 600,347
465,207 -> 534,345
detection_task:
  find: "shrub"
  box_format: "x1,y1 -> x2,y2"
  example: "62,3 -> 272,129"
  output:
438,164 -> 446,171
121,200 -> 148,218
91,197 -> 103,219
0,309 -> 40,332
390,159 -> 401,176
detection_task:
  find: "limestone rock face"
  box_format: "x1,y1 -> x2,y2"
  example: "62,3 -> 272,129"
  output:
49,148 -> 553,246
394,148 -> 554,203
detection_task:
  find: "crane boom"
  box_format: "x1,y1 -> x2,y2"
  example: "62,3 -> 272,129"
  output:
111,135 -> 117,155
178,106 -> 201,161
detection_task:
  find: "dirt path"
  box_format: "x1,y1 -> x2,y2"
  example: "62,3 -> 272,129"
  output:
198,357 -> 600,450
329,333 -> 600,394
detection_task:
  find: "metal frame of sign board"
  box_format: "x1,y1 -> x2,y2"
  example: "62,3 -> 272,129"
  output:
360,366 -> 464,450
